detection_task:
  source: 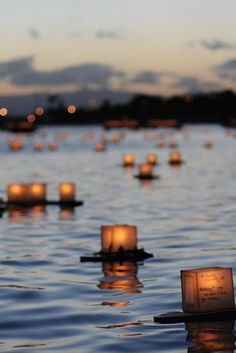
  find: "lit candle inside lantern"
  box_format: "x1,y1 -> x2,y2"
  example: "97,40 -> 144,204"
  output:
59,183 -> 76,202
146,153 -> 158,165
123,154 -> 135,167
7,184 -> 27,203
101,224 -> 137,253
138,163 -> 153,177
27,183 -> 47,203
169,151 -> 182,164
181,267 -> 235,313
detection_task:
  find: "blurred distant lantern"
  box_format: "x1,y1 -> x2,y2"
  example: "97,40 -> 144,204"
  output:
35,107 -> 45,116
34,143 -> 43,151
7,184 -> 27,203
138,163 -> 153,178
101,224 -> 137,253
156,141 -> 165,148
27,183 -> 47,203
9,140 -> 23,151
27,114 -> 36,123
59,183 -> 76,202
123,154 -> 135,167
169,140 -> 178,148
98,261 -> 142,293
48,142 -> 58,151
146,153 -> 158,165
0,107 -> 8,117
168,151 -> 183,165
67,105 -> 77,114
181,267 -> 235,313
94,143 -> 105,152
204,140 -> 214,149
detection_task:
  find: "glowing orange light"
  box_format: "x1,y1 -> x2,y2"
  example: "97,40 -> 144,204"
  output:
35,107 -> 45,116
27,183 -> 47,203
169,151 -> 182,164
123,154 -> 135,167
9,140 -> 23,151
94,143 -> 105,152
169,140 -> 178,148
67,105 -> 77,114
101,224 -> 137,253
59,183 -> 76,202
0,107 -> 8,116
138,164 -> 153,177
181,267 -> 235,313
34,143 -> 43,151
48,143 -> 58,151
146,153 -> 157,165
7,184 -> 27,202
27,114 -> 36,123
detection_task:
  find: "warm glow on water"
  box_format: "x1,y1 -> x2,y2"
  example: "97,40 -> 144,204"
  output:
0,125 -> 235,353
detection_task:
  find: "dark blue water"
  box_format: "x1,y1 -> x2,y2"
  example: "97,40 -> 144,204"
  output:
0,125 -> 235,352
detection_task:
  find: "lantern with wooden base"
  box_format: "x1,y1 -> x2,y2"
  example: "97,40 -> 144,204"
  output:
80,224 -> 153,262
134,164 -> 159,180
168,151 -> 184,166
154,267 -> 236,324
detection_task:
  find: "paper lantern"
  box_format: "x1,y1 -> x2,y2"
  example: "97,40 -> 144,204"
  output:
9,140 -> 23,151
59,183 -> 76,202
34,143 -> 43,151
123,154 -> 135,167
95,143 -> 105,152
169,140 -> 178,148
48,143 -> 58,151
181,267 -> 235,313
138,164 -> 153,177
146,153 -> 158,165
7,184 -> 27,203
27,183 -> 47,203
169,151 -> 182,164
101,224 -> 137,253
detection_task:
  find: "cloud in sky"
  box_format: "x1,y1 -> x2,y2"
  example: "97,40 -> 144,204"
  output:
29,28 -> 40,40
215,58 -> 236,81
0,56 -> 125,89
200,39 -> 236,51
131,71 -> 159,85
95,30 -> 121,39
172,76 -> 221,93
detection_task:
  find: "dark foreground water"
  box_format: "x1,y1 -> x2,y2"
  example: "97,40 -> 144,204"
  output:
0,125 -> 235,353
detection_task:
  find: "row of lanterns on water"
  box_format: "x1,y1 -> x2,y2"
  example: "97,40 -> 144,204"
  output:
6,183 -> 76,203
9,140 -> 58,151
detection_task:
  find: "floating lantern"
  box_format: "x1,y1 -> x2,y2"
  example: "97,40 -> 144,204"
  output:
204,140 -> 214,149
34,143 -> 43,151
48,142 -> 58,151
146,153 -> 158,165
139,164 -> 153,177
9,140 -> 23,151
168,151 -> 183,165
27,183 -> 47,203
123,154 -> 135,167
101,224 -> 137,253
169,140 -> 178,148
7,184 -> 27,203
156,141 -> 165,148
59,183 -> 76,202
80,224 -> 153,262
95,143 -> 105,152
181,267 -> 235,313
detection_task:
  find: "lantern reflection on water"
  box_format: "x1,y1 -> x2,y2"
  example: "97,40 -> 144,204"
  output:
59,183 -> 76,202
98,261 -> 142,294
101,225 -> 137,253
186,320 -> 235,353
8,208 -> 27,225
123,154 -> 135,167
181,267 -> 235,313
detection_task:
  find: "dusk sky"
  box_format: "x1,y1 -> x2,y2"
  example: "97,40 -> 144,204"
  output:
1,0 -> 236,98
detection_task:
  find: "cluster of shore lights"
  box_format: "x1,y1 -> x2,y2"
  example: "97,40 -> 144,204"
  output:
7,183 -> 76,204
